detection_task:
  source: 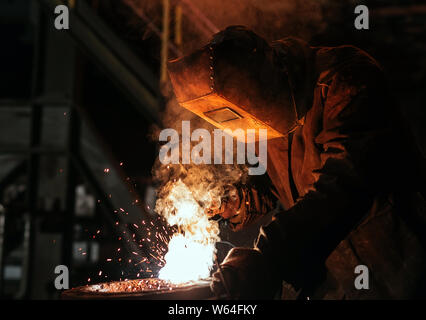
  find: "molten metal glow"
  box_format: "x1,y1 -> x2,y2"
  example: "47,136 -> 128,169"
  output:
159,234 -> 216,283
156,179 -> 219,284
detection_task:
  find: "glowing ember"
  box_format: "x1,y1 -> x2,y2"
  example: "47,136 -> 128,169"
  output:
83,278 -> 194,293
156,179 -> 220,284
62,278 -> 213,300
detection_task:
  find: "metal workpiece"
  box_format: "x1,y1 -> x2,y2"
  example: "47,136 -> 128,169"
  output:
62,278 -> 214,300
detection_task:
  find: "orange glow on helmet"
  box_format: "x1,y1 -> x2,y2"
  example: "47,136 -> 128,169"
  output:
168,27 -> 299,141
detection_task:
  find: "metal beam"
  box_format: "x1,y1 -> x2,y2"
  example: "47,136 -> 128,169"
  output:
39,0 -> 161,124
76,0 -> 159,96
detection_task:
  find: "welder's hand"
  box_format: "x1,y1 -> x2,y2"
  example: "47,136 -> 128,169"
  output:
211,247 -> 280,300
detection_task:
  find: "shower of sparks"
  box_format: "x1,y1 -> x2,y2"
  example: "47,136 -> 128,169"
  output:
80,164 -> 233,287
81,206 -> 175,285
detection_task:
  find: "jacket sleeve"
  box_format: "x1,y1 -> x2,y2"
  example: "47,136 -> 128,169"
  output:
255,59 -> 393,289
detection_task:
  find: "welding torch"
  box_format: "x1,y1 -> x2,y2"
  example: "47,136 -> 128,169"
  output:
213,240 -> 236,300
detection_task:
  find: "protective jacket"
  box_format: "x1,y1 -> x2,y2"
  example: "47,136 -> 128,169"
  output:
251,38 -> 426,299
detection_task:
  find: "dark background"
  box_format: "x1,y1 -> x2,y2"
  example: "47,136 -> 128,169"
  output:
0,0 -> 425,299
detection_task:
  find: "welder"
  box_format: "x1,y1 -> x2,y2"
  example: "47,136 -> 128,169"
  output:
167,26 -> 426,299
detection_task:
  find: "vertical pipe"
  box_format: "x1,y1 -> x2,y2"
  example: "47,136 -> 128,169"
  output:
63,105 -> 79,273
69,0 -> 76,9
175,4 -> 183,49
0,206 -> 5,295
21,0 -> 46,299
160,0 -> 170,85
63,50 -> 80,276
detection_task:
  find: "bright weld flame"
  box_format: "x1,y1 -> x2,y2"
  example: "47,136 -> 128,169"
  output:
156,179 -> 219,284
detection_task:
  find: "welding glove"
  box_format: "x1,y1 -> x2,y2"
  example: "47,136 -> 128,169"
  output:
210,247 -> 281,300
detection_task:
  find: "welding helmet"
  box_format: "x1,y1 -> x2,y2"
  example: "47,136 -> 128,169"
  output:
167,26 -> 300,141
